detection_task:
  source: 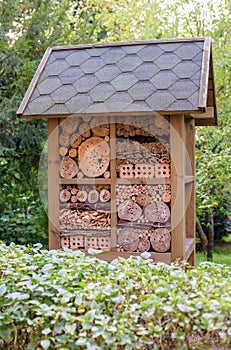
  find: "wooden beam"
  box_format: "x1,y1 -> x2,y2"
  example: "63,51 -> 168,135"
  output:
170,115 -> 186,261
48,118 -> 60,249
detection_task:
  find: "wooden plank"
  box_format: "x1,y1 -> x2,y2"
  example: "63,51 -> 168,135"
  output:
110,119 -> 117,248
51,37 -> 205,52
170,115 -> 186,261
17,47 -> 52,117
185,118 -> 196,245
85,249 -> 172,264
61,178 -> 111,185
184,176 -> 195,184
185,238 -> 195,262
198,37 -> 211,110
116,178 -> 171,185
48,118 -> 60,249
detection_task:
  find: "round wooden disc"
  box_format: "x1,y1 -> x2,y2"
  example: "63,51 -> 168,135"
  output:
88,190 -> 99,203
118,229 -> 139,252
59,132 -> 70,147
70,133 -> 82,148
118,200 -> 142,222
59,189 -> 71,202
60,117 -> 80,134
60,156 -> 78,179
90,116 -> 109,137
162,192 -> 171,202
144,201 -> 170,223
77,190 -> 88,202
78,137 -> 110,177
79,122 -> 91,138
138,238 -> 150,252
150,228 -> 171,252
100,189 -> 111,202
69,148 -> 77,158
59,146 -> 68,157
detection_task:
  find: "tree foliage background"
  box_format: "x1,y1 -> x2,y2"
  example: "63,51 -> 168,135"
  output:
0,0 -> 230,253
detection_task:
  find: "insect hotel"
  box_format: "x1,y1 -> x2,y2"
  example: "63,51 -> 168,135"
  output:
17,38 -> 217,265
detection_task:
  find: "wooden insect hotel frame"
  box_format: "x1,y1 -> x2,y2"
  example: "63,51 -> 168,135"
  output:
17,38 -> 217,265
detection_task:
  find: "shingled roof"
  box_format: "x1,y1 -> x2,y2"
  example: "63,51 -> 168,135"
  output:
17,37 -> 217,125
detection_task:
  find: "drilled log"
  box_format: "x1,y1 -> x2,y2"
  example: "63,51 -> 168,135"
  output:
79,122 -> 91,138
69,148 -> 77,158
70,133 -> 82,148
60,117 -> 80,134
60,189 -> 71,202
59,132 -> 70,147
149,227 -> 171,252
60,156 -> 78,179
59,146 -> 68,157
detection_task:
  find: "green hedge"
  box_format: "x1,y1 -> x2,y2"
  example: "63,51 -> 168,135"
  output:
0,243 -> 231,350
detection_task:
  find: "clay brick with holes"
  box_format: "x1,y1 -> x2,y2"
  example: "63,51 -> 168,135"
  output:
97,237 -> 111,250
155,163 -> 171,178
85,237 -> 98,249
70,235 -> 84,250
60,236 -> 69,249
119,164 -> 134,178
134,164 -> 155,179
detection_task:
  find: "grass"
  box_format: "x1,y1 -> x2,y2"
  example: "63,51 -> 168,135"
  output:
196,243 -> 231,267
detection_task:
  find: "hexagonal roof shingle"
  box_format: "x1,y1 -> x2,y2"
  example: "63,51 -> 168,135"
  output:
17,38 -> 217,125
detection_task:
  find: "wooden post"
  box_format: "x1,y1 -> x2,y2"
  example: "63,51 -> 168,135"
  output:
185,117 -> 196,265
110,119 -> 117,248
48,118 -> 60,249
170,115 -> 186,261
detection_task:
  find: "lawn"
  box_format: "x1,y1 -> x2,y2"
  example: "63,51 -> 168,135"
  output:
196,243 -> 231,267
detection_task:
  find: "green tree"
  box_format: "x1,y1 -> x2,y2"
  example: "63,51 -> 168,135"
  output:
0,0 -> 105,245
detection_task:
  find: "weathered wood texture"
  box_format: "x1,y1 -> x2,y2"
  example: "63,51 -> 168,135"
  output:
48,119 -> 60,249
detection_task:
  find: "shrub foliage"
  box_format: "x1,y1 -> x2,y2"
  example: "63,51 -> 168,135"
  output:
0,244 -> 231,349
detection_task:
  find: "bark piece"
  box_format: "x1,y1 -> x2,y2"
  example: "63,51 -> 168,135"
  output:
78,137 -> 110,177
60,156 -> 78,179
149,228 -> 171,252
